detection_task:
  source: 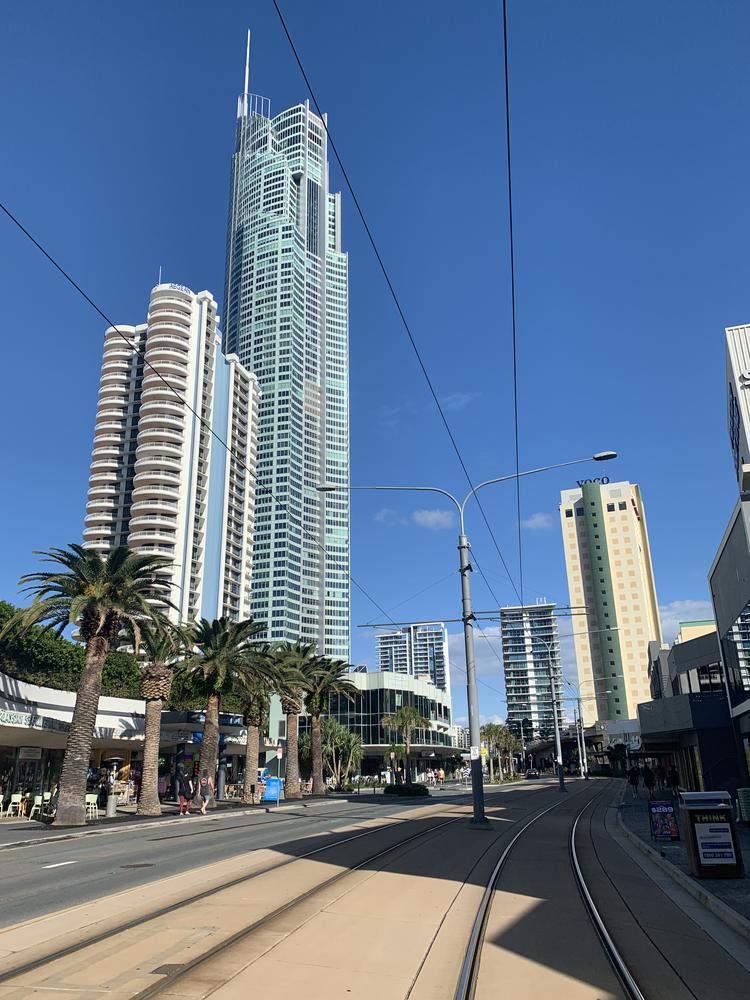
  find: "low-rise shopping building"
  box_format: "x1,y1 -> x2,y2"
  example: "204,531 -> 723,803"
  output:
300,670 -> 455,777
639,628 -> 742,793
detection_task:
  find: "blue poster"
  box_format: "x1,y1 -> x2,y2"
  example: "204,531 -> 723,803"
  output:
263,776 -> 283,802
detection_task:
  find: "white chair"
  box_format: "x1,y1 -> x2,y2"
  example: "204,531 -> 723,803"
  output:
85,793 -> 99,820
7,793 -> 24,818
28,795 -> 43,821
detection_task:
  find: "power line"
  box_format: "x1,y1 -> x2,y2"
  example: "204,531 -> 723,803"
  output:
270,0 -> 522,606
0,200 -> 400,633
364,570 -> 458,625
500,0 -> 524,607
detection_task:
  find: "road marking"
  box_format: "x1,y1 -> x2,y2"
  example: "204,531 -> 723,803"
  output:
42,860 -> 78,869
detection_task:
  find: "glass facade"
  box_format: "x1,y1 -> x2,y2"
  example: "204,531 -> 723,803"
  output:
223,94 -> 350,657
299,687 -> 453,748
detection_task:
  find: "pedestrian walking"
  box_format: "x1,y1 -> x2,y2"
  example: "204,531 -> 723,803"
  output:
668,765 -> 680,797
655,763 -> 667,791
627,764 -> 640,799
642,763 -> 656,798
196,771 -> 214,814
177,769 -> 193,816
437,767 -> 445,789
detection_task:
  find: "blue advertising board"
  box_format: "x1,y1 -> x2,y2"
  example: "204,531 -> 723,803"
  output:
263,776 -> 283,802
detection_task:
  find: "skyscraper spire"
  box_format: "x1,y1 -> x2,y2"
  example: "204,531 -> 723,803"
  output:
243,30 -> 251,116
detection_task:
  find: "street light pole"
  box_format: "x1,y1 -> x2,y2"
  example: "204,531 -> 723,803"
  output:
457,527 -> 486,823
577,697 -> 590,779
318,451 -> 616,825
573,702 -> 585,779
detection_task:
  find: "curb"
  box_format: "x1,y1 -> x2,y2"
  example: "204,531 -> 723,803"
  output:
0,798 -> 349,851
615,798 -> 750,944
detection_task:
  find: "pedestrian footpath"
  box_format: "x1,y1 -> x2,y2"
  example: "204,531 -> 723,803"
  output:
619,787 -> 750,925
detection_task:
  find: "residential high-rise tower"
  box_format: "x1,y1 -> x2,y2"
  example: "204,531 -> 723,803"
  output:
500,602 -> 564,741
377,623 -> 451,694
84,283 -> 260,623
560,480 -> 662,726
223,46 -> 350,658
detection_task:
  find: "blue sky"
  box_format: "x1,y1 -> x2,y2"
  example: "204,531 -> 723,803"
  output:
1,2 -> 748,725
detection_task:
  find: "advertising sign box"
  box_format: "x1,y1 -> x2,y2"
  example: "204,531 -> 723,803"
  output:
679,792 -> 744,879
263,776 -> 283,802
648,800 -> 680,842
694,813 -> 736,865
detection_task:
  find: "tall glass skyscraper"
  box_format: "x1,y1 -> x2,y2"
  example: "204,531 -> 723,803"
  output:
223,62 -> 350,658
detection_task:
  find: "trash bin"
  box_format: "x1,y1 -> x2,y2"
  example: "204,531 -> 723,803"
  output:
679,791 -> 744,879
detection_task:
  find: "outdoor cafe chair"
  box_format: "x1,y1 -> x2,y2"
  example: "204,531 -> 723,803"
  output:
85,793 -> 100,820
28,795 -> 43,821
7,793 -> 24,818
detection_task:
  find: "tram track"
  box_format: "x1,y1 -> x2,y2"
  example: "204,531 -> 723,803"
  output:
0,782 -> 562,997
132,782 -> 569,1000
454,780 -> 645,1000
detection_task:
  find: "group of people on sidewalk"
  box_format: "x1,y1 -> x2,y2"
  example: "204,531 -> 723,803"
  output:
176,768 -> 214,816
627,761 -> 680,799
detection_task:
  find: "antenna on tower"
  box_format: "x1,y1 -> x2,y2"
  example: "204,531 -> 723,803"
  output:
243,30 -> 251,116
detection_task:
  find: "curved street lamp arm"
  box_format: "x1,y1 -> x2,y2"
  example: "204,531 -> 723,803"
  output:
458,456 -> 604,517
347,485 -> 461,515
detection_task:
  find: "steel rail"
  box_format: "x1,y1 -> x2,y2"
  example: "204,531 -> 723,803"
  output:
570,797 -> 646,1000
0,801 -> 467,986
453,791 -> 581,1000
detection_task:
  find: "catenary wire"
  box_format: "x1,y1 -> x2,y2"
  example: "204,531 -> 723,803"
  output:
364,570 -> 459,626
501,0 -> 524,607
0,200 -> 399,630
270,0 -> 522,606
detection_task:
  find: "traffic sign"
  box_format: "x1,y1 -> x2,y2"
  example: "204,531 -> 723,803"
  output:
276,747 -> 283,759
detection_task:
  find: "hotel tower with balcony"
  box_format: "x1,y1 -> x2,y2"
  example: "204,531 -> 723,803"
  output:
222,41 -> 350,658
84,283 -> 260,623
500,602 -> 564,741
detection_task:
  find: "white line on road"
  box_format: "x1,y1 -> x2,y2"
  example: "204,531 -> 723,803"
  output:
41,860 -> 78,869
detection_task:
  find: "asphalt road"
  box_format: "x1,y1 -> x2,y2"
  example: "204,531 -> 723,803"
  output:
0,782 -> 528,928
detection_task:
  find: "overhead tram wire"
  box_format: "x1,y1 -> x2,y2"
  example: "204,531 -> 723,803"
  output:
364,569 -> 459,626
0,201 -> 399,630
501,0 -> 524,607
270,0 -> 522,606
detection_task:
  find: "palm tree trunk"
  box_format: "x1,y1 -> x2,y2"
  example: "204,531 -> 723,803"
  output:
489,754 -> 494,783
199,692 -> 220,808
243,722 -> 259,804
405,733 -> 411,784
137,698 -> 163,816
311,712 -> 324,795
53,637 -> 107,826
285,711 -> 301,799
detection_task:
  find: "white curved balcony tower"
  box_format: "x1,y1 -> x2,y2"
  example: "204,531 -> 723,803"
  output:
84,283 -> 260,625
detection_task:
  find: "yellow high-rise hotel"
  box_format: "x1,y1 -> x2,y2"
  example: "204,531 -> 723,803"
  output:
560,481 -> 662,726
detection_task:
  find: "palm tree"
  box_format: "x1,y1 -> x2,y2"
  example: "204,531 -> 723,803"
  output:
272,641 -> 317,799
235,671 -> 270,804
137,624 -> 187,817
1,545 -> 171,826
480,722 -> 505,782
179,617 -> 266,804
381,705 -> 430,784
302,658 -> 357,795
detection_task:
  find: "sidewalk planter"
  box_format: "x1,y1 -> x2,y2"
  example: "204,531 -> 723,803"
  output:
383,784 -> 429,797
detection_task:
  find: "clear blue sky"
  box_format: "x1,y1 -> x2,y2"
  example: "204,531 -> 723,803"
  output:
1,2 -> 748,725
